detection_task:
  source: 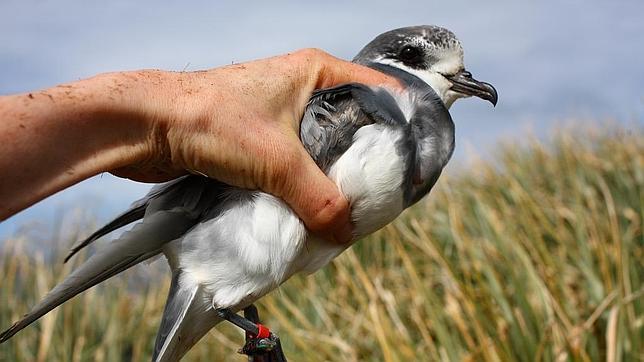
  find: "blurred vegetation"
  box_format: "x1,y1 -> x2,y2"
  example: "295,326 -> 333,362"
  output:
1,125 -> 642,361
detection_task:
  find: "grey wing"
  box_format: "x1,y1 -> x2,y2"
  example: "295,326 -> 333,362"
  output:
300,84 -> 355,168
301,83 -> 409,171
64,176 -> 216,262
63,204 -> 147,263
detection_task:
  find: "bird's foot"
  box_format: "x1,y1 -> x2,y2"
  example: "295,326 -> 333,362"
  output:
239,332 -> 280,355
215,305 -> 287,361
241,305 -> 287,362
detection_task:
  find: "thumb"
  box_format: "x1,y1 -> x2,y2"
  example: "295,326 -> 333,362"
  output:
277,147 -> 352,244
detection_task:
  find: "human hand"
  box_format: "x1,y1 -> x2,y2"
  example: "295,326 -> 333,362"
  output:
0,49 -> 398,241
120,49 -> 400,242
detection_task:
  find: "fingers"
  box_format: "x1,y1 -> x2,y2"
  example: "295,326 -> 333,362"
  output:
269,49 -> 392,242
275,146 -> 353,244
295,48 -> 402,90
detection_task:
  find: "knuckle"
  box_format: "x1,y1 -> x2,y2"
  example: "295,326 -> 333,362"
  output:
292,48 -> 330,63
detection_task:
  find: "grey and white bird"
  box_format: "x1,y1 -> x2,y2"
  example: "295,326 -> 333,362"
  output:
0,25 -> 497,360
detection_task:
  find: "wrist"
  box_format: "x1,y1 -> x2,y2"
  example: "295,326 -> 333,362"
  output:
103,69 -> 193,179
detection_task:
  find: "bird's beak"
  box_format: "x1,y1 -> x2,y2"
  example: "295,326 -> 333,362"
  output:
447,70 -> 498,106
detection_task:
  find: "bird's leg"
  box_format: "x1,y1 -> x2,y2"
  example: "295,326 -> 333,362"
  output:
242,305 -> 287,362
215,306 -> 287,361
215,308 -> 265,337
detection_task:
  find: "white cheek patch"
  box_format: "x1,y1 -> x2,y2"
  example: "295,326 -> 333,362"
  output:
375,57 -> 452,108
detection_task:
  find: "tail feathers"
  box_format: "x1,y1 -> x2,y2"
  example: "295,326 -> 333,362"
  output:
0,254 -> 151,343
0,210 -> 196,343
153,271 -> 220,362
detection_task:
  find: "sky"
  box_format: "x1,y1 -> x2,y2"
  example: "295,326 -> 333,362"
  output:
1,0 -> 643,239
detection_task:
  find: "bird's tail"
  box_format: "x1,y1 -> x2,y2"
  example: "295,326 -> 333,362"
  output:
0,210 -> 196,343
153,270 -> 220,362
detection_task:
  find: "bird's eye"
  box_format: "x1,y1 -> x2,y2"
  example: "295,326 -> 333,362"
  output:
398,45 -> 423,64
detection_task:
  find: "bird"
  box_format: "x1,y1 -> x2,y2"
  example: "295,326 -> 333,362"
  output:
0,25 -> 497,361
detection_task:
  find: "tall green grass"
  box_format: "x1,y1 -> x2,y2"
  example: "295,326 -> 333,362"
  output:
1,125 -> 642,361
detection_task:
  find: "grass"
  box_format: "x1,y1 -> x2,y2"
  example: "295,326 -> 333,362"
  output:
1,125 -> 642,361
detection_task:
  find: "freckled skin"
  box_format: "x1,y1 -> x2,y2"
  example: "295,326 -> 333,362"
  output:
0,49 -> 400,242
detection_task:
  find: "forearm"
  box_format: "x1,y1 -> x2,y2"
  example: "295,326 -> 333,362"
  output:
0,71 -> 168,219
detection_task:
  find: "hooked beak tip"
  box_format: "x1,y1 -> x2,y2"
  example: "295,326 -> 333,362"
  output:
447,70 -> 498,107
483,82 -> 499,107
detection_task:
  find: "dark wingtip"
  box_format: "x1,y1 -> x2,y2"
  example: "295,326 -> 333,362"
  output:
63,248 -> 78,263
0,321 -> 21,343
63,254 -> 72,264
63,235 -> 97,264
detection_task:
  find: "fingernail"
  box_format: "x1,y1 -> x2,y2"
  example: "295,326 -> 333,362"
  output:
333,221 -> 354,244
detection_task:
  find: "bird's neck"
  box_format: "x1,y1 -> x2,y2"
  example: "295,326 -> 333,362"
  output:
364,63 -> 455,207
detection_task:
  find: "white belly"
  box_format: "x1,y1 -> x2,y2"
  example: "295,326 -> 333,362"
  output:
329,124 -> 406,237
167,124 -> 406,308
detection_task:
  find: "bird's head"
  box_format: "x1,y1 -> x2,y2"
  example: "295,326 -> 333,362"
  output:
354,25 -> 497,108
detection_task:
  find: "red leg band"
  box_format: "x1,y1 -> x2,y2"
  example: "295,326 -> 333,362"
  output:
256,324 -> 270,339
